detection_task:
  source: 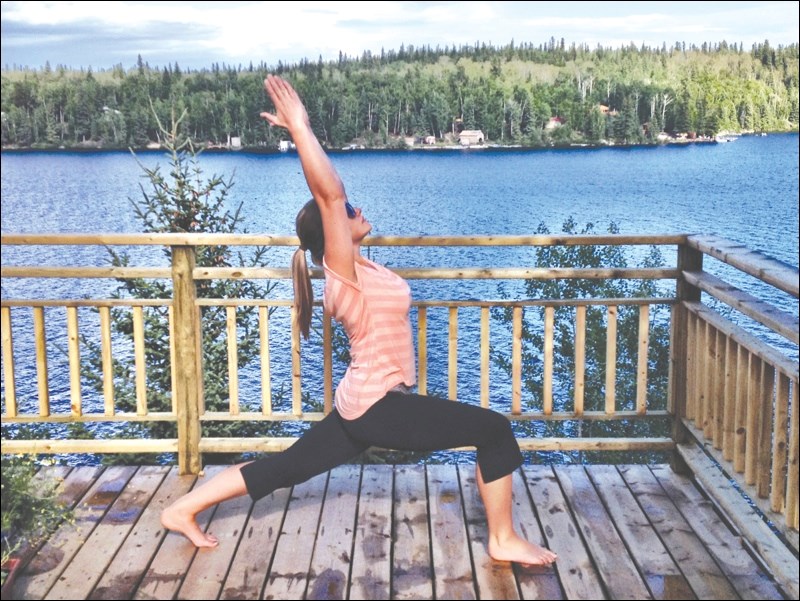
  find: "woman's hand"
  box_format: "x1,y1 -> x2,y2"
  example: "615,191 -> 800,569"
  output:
260,75 -> 310,132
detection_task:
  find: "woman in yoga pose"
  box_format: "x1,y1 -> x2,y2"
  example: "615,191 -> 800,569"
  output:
161,74 -> 557,567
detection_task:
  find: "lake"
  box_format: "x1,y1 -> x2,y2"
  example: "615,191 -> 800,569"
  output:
1,135 -> 798,461
3,134 -> 798,264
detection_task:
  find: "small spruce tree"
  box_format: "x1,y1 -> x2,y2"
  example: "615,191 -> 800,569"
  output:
494,218 -> 672,463
80,106 -> 281,462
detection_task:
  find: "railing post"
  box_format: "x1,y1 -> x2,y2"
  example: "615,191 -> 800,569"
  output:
172,245 -> 202,475
670,242 -> 703,473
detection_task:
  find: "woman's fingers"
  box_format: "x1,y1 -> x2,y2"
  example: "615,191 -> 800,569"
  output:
265,75 -> 294,107
260,111 -> 280,127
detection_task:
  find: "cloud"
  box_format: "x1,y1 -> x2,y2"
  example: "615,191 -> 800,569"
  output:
1,1 -> 797,70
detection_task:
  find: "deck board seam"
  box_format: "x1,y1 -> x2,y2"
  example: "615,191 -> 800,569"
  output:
650,465 -> 745,599
87,465 -> 172,600
299,470 -> 332,600
454,464 -> 480,600
687,467 -> 794,599
585,465 -> 658,599
551,465 -> 613,600
343,464 -> 365,601
626,464 -> 743,600
254,485 -> 295,600
423,465 -> 437,601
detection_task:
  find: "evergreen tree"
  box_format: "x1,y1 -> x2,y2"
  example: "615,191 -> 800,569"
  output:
1,40 -> 797,149
493,218 -> 671,462
79,106 -> 282,462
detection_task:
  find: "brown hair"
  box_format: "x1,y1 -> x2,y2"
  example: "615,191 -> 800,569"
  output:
292,199 -> 325,339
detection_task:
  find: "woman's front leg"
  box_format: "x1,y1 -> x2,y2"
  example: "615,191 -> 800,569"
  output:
476,465 -> 557,566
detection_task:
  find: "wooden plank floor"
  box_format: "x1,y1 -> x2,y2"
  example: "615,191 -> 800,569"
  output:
5,463 -> 789,600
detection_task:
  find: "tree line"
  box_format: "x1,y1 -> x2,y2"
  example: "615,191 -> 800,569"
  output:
2,39 -> 797,150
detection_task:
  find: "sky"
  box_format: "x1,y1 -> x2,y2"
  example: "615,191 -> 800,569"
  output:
2,1 -> 798,71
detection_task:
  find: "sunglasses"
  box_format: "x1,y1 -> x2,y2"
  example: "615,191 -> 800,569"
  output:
345,202 -> 357,219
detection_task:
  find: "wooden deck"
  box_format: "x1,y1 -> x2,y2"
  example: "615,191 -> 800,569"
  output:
5,463 -> 789,600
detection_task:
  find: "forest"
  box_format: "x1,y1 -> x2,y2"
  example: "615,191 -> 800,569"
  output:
1,39 -> 798,150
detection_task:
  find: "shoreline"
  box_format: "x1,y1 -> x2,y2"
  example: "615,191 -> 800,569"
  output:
1,131 -> 794,155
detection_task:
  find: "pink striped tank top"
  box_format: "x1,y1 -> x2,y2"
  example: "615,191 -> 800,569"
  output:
323,257 -> 416,420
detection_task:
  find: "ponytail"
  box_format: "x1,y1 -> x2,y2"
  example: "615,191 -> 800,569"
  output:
292,247 -> 314,340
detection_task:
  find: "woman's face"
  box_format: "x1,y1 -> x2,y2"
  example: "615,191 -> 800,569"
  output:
348,204 -> 372,241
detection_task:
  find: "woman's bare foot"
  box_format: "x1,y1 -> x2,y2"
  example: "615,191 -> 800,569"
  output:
160,503 -> 219,548
488,534 -> 557,566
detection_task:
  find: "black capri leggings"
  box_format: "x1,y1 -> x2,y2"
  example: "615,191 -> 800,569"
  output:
240,391 -> 523,501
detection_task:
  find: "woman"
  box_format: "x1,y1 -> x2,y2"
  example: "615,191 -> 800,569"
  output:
161,75 -> 557,566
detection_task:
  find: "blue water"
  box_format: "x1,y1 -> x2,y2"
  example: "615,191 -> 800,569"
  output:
2,135 -> 798,255
1,135 -> 798,453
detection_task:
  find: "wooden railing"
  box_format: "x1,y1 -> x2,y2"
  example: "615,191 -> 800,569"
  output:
1,232 -> 798,547
669,235 -> 799,554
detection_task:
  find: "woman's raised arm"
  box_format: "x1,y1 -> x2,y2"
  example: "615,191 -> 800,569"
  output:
261,75 -> 356,281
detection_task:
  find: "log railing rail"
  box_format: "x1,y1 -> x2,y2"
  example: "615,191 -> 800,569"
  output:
2,232 -> 798,557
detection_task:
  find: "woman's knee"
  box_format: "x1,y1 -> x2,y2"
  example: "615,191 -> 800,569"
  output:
482,408 -> 515,439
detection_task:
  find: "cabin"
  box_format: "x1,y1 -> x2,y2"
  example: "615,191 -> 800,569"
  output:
0,232 -> 798,600
459,129 -> 485,146
545,116 -> 564,130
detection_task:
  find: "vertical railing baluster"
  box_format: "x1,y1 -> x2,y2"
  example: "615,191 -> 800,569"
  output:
100,306 -> 116,415
133,306 -> 147,415
745,355 -> 763,486
685,312 -> 696,420
226,306 -> 239,415
167,306 -> 177,414
480,306 -> 490,408
787,378 -> 798,529
323,308 -> 333,413
771,371 -> 790,514
574,306 -> 586,416
33,306 -> 49,417
259,306 -> 272,416
703,321 -> 715,440
605,305 -> 617,415
694,319 -> 706,431
543,306 -> 554,415
448,307 -> 458,401
291,306 -> 302,416
1,307 -> 17,416
734,347 -> 749,473
67,306 -> 82,416
512,306 -> 522,415
636,305 -> 649,415
722,337 -> 736,460
757,364 -> 775,498
417,307 -> 427,395
713,329 -> 726,449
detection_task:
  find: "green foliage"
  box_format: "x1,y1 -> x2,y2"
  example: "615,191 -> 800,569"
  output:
79,106 -> 283,462
1,41 -> 796,150
1,455 -> 73,571
494,218 -> 672,462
